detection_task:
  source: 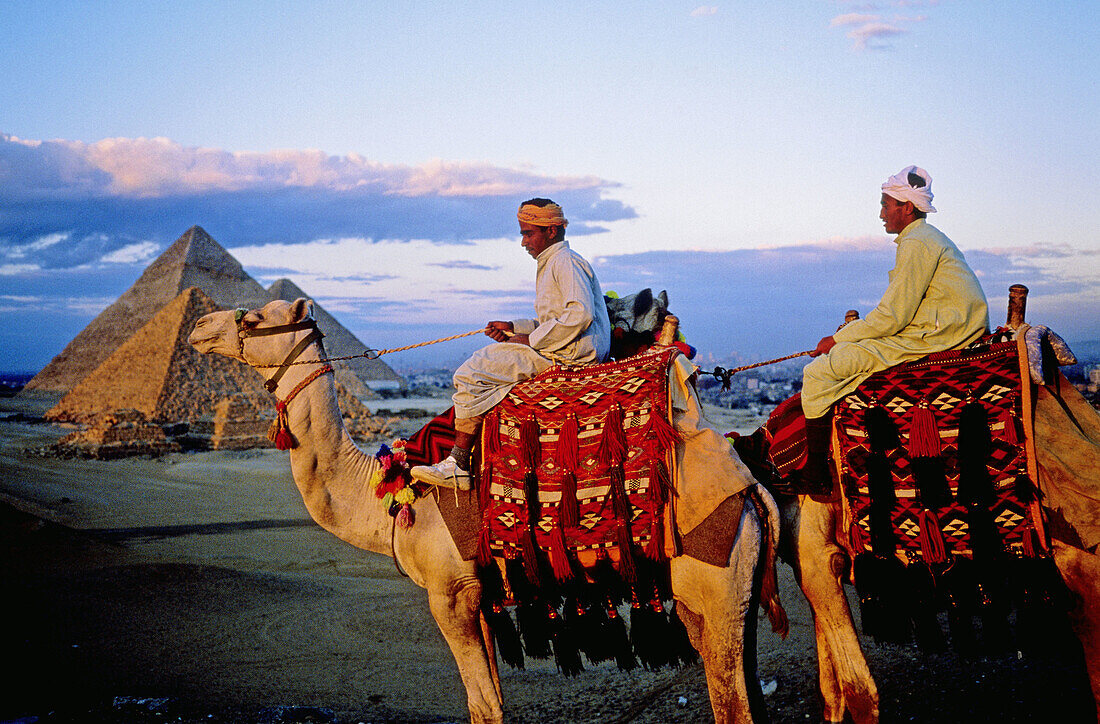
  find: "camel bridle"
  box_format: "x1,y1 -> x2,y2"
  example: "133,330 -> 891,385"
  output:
235,310 -> 329,394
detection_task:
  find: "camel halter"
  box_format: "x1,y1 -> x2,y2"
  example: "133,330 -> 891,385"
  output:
235,310 -> 333,450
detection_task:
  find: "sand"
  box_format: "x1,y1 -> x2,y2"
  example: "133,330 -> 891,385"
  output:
1,397 -> 1094,723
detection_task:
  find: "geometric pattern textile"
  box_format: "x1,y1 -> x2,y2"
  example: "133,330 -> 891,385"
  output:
480,346 -> 680,565
834,340 -> 1040,560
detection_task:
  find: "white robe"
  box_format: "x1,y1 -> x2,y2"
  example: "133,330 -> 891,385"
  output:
452,241 -> 611,418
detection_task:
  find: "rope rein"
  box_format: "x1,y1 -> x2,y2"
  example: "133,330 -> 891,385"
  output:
245,327 -> 487,369
697,349 -> 815,390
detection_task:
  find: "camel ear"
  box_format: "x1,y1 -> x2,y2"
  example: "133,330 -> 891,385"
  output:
290,298 -> 315,323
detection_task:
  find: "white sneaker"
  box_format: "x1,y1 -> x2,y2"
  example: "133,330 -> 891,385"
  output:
411,455 -> 473,490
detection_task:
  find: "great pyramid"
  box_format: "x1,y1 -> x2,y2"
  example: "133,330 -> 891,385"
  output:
45,287 -> 272,424
268,277 -> 403,400
23,226 -> 271,397
22,226 -> 403,399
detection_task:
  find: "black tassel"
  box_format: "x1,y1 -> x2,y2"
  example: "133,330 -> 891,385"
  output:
940,558 -> 979,657
630,595 -> 674,670
667,602 -> 700,666
570,596 -> 614,664
853,553 -> 910,644
515,600 -> 553,660
864,403 -> 900,452
865,403 -> 898,557
957,399 -> 993,508
906,558 -> 947,652
1013,471 -> 1038,504
483,601 -> 525,670
589,552 -> 628,605
601,600 -> 637,671
912,456 -> 952,509
547,604 -> 584,676
504,555 -> 536,606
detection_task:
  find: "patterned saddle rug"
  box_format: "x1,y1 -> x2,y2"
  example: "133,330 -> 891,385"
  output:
736,336 -> 1070,652
405,347 -> 700,673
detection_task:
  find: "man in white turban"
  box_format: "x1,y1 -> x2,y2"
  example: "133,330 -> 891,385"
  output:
799,166 -> 990,487
412,198 -> 611,489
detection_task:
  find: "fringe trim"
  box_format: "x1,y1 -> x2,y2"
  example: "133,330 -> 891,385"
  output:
598,402 -> 627,467
559,472 -> 579,529
550,524 -> 574,581
918,509 -> 947,564
907,400 -> 941,458
558,412 -> 579,473
641,404 -> 681,453
520,416 -> 541,473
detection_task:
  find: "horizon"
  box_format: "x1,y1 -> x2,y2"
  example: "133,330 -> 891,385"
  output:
2,3 -> 1098,374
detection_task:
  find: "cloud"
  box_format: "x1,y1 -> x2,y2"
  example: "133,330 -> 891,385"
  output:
0,133 -> 636,271
690,6 -> 719,17
829,6 -> 929,49
428,260 -> 502,271
100,241 -> 159,264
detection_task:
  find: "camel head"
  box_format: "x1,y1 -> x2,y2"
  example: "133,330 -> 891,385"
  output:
189,297 -> 317,371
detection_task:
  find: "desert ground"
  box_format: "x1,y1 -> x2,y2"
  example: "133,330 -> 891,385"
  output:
1,396 -> 1095,724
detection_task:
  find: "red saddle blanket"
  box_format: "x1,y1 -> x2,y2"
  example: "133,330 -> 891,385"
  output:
754,340 -> 1042,562
478,346 -> 681,578
835,340 -> 1040,562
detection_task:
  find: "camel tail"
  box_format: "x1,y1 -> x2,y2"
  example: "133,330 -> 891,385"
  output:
751,484 -> 789,639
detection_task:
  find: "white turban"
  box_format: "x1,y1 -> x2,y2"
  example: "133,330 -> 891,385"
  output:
881,165 -> 936,213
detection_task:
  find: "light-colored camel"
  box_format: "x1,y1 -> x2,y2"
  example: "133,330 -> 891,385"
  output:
761,374 -> 1100,724
188,296 -> 784,724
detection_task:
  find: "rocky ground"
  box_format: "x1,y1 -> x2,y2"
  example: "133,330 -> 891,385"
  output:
0,397 -> 1095,723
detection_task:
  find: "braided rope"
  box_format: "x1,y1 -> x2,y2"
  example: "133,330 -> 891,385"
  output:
248,328 -> 487,368
698,349 -> 814,389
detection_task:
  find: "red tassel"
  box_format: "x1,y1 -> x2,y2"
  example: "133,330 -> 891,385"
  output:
484,409 -> 501,459
268,401 -> 298,450
647,460 -> 669,505
480,461 -> 494,510
550,524 -> 574,581
609,465 -> 631,521
641,405 -> 681,453
396,504 -> 414,529
918,509 -> 947,563
1022,525 -> 1040,558
477,525 -> 493,567
1000,406 -> 1021,445
907,401 -> 940,458
558,413 -> 580,473
616,522 -> 637,583
598,402 -> 627,467
521,530 -> 541,585
559,472 -> 579,529
849,519 -> 868,553
520,416 -> 541,473
645,518 -> 666,562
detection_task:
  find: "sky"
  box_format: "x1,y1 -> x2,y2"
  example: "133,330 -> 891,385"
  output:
2,1 -> 1098,373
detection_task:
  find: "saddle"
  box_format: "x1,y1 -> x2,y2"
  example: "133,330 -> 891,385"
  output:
736,331 -> 1074,652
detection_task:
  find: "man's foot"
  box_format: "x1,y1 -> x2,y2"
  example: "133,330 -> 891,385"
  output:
411,455 -> 473,490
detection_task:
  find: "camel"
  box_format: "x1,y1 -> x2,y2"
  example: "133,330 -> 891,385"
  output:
740,299 -> 1100,724
188,296 -> 786,724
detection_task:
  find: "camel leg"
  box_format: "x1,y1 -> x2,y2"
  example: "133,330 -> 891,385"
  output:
1052,541 -> 1100,719
479,611 -> 503,703
426,575 -> 503,724
782,495 -> 879,724
672,502 -> 764,723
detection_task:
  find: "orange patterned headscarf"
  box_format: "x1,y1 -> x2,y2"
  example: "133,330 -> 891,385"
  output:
517,202 -> 568,227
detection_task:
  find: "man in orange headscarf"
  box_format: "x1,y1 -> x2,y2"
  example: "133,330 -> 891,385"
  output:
411,198 -> 611,489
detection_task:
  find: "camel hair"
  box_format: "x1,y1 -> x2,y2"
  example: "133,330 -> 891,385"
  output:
189,296 -> 789,724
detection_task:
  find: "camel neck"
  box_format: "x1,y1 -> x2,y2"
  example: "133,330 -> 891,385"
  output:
282,369 -> 393,556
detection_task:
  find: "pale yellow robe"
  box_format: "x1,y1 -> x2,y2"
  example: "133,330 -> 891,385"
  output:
802,219 -> 989,419
452,241 -> 611,418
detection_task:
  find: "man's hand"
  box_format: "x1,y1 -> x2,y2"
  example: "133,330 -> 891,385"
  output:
810,335 -> 836,357
484,321 -> 515,342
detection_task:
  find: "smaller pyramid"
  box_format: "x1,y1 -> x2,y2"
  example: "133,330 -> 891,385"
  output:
268,278 -> 403,397
46,287 -> 272,424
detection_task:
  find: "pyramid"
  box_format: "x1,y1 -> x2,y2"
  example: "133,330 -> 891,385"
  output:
45,287 -> 273,424
268,277 -> 403,399
23,226 -> 271,397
